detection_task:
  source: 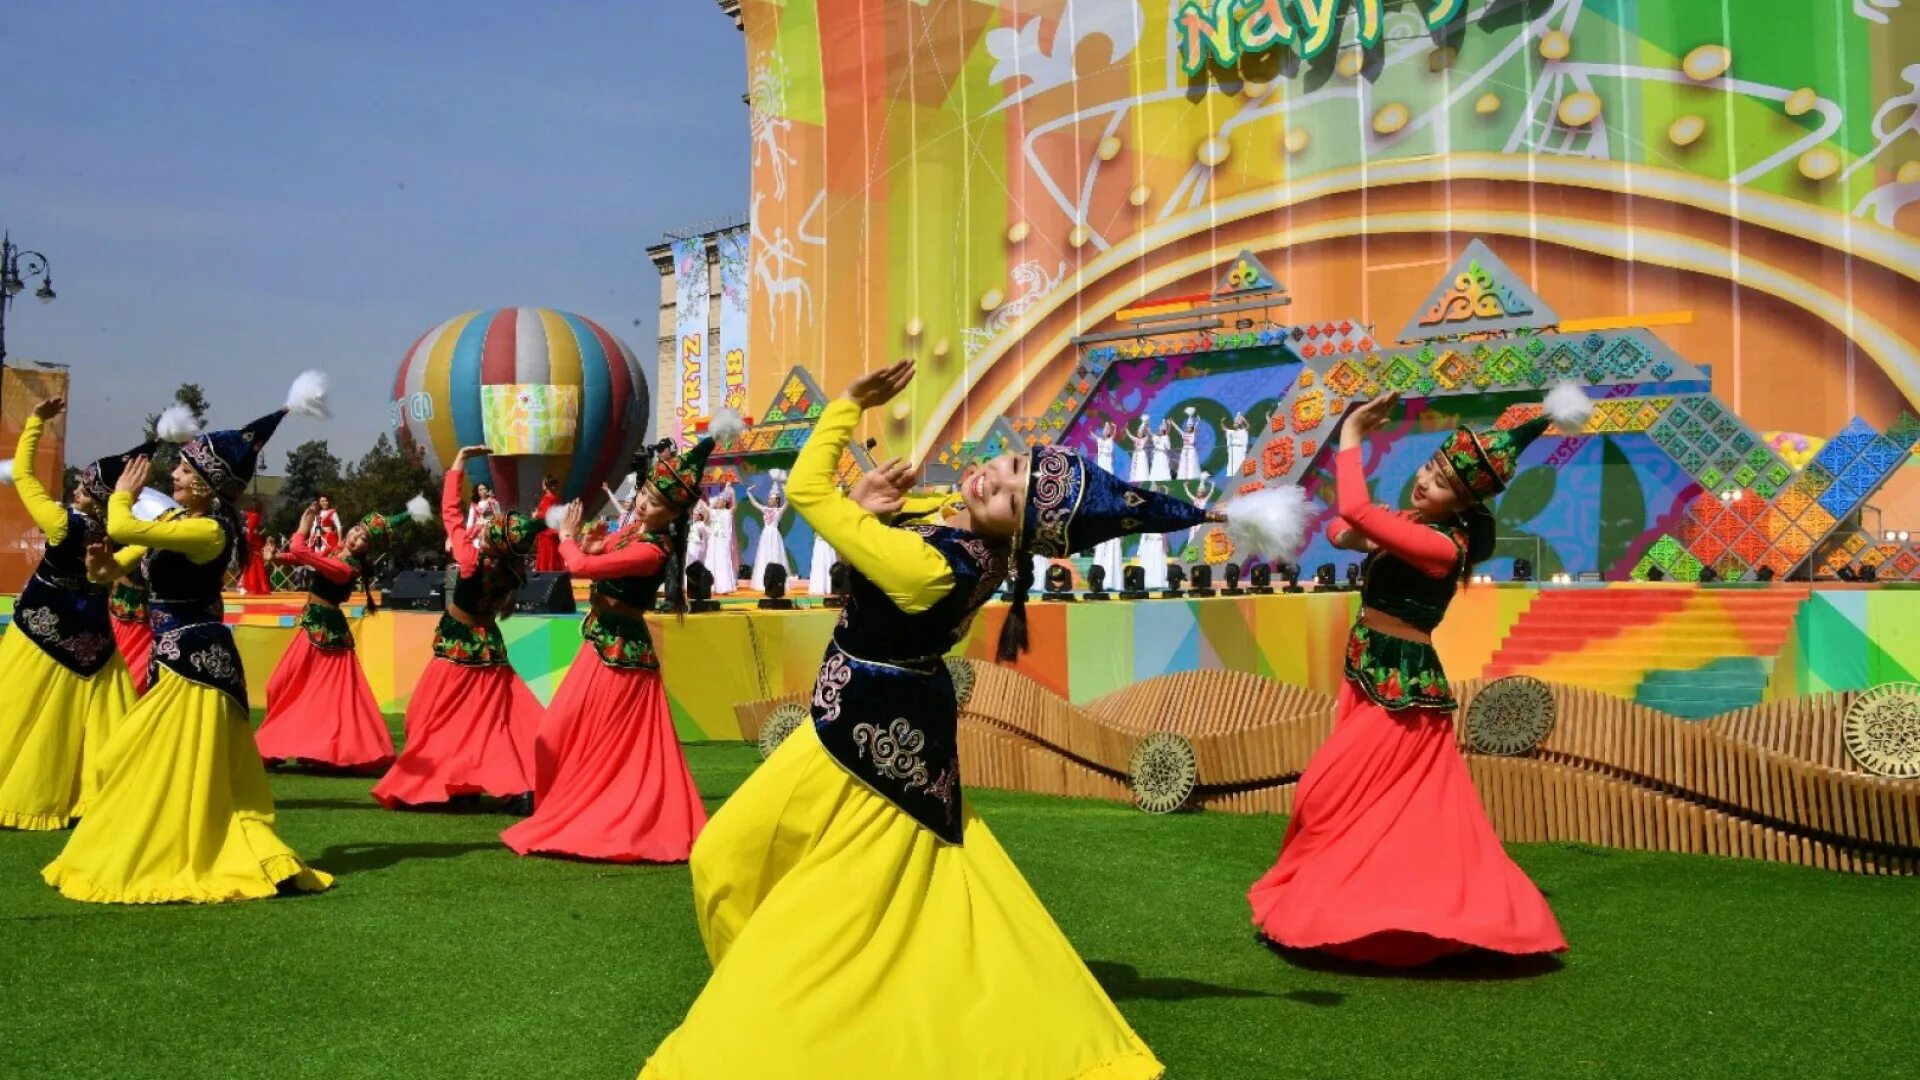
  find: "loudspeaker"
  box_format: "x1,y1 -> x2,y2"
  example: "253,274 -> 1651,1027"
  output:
384,569 -> 448,612
515,572 -> 577,614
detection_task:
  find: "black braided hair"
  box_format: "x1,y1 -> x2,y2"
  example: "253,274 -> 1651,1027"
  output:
662,510 -> 691,622
995,550 -> 1036,661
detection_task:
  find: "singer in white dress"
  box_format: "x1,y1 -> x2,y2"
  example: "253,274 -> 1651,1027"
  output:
1225,414 -> 1250,480
1176,409 -> 1201,481
1148,422 -> 1173,483
1094,422 -> 1117,474
747,476 -> 791,590
805,484 -> 841,594
685,501 -> 711,569
1183,474 -> 1218,561
1127,418 -> 1150,483
706,486 -> 740,595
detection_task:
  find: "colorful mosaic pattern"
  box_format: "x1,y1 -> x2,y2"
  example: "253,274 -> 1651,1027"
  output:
1398,239 -> 1560,343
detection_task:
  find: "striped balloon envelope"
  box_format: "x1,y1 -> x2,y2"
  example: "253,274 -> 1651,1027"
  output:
391,307 -> 648,511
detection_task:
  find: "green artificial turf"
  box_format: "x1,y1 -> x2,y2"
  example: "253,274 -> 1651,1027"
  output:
2,737 -> 1917,1079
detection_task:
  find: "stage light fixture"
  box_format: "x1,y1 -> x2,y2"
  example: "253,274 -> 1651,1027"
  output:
824,562 -> 850,608
1314,563 -> 1336,589
1279,562 -> 1302,594
1512,558 -> 1534,583
1248,562 -> 1273,594
1860,564 -> 1879,584
1189,564 -> 1215,597
1343,564 -> 1361,590
1121,564 -> 1148,599
1082,557 -> 1113,599
1163,563 -> 1186,598
1887,530 -> 1913,544
1646,565 -> 1666,582
1043,563 -> 1076,602
757,565 -> 795,610
1837,566 -> 1858,582
686,563 -> 722,614
1699,566 -> 1719,584
1221,562 -> 1243,595
1756,566 -> 1776,582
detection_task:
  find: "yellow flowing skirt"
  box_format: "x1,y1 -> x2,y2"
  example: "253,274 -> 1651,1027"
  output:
0,627 -> 134,830
639,722 -> 1162,1080
41,669 -> 333,904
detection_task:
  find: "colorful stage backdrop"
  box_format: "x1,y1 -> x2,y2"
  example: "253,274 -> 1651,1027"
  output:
734,0 -> 1920,521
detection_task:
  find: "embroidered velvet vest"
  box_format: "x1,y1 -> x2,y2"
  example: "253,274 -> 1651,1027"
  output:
810,525 -> 1007,843
433,554 -> 523,666
1345,523 -> 1467,712
583,531 -> 667,671
14,508 -> 116,676
145,514 -> 246,709
108,564 -> 149,623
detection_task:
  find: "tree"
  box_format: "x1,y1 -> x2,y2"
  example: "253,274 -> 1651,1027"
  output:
268,439 -> 343,538
142,383 -> 211,479
337,431 -> 443,573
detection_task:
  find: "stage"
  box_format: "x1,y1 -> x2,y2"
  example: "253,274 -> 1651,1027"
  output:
8,582 -> 1905,741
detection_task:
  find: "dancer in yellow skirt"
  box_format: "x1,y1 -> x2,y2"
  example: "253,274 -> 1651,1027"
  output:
44,374 -> 335,904
0,397 -> 137,829
640,362 -> 1303,1080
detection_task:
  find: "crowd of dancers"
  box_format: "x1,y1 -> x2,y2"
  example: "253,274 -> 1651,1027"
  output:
0,362 -> 1581,1077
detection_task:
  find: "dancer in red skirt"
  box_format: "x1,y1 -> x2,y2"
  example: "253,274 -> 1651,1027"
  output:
256,500 -> 426,773
532,474 -> 563,573
1248,386 -> 1583,967
107,565 -> 153,696
238,503 -> 272,594
373,446 -> 546,813
503,439 -> 716,862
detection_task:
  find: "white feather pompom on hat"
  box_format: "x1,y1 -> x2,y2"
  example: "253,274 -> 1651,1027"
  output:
406,495 -> 434,524
1222,484 -> 1312,562
708,406 -> 747,445
284,370 -> 331,420
1543,380 -> 1594,430
155,403 -> 202,443
0,459 -> 14,487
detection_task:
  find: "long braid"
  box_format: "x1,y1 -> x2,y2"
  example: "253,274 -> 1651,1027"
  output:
995,549 -> 1035,661
664,512 -> 691,622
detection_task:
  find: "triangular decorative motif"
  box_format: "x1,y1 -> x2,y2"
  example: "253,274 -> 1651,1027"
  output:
1212,248 -> 1282,298
1396,239 -> 1560,343
758,365 -> 830,425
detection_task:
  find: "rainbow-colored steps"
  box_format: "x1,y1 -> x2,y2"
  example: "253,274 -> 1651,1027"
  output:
1484,587 -> 1809,715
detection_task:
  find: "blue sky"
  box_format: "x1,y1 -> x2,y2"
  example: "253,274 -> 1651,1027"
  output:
0,1 -> 748,465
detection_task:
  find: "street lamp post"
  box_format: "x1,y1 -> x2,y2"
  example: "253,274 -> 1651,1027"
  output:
1,233 -> 57,369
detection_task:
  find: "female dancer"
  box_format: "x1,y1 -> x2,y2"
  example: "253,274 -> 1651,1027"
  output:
1093,419 -> 1117,473
256,501 -> 424,773
684,499 -> 710,576
639,360 -> 1303,1079
1127,416 -> 1150,482
45,375 -> 334,902
746,471 -> 789,591
0,399 -> 138,830
534,475 -> 564,572
501,435 -> 716,862
1148,419 -> 1173,482
804,490 -> 838,596
1248,387 -> 1576,965
1224,412 -> 1250,479
705,484 -> 739,595
1176,407 -> 1201,481
466,481 -> 501,534
1183,473 -> 1218,562
307,494 -> 342,557
239,502 -> 271,593
373,446 -> 546,813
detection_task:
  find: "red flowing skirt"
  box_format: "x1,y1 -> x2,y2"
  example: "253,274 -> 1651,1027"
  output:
502,646 -> 707,862
371,658 -> 541,808
110,616 -> 152,696
534,531 -> 562,573
240,554 -> 271,594
256,634 -> 396,772
1248,681 -> 1567,966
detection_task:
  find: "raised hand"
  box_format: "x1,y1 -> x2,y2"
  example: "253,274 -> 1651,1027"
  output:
32,397 -> 65,422
844,360 -> 915,410
851,456 -> 919,515
559,501 -> 586,540
116,455 -> 152,496
1340,390 -> 1400,449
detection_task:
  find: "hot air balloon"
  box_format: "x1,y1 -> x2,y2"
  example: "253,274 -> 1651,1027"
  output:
390,308 -> 648,510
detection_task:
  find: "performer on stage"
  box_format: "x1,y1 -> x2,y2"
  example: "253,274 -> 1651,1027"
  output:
804,489 -> 839,596
372,446 -> 546,813
501,436 -> 718,863
239,501 -> 271,594
1247,387 -> 1577,966
684,499 -> 710,577
307,494 -> 342,557
638,360 -> 1306,1080
1093,420 -> 1117,474
705,484 -> 739,595
465,481 -> 501,534
1127,416 -> 1150,483
0,399 -> 138,830
1176,407 -> 1201,481
44,374 -> 334,903
1224,412 -> 1249,479
534,475 -> 563,573
256,501 -> 426,773
1138,484 -> 1170,591
746,471 -> 789,591
1148,419 -> 1173,483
